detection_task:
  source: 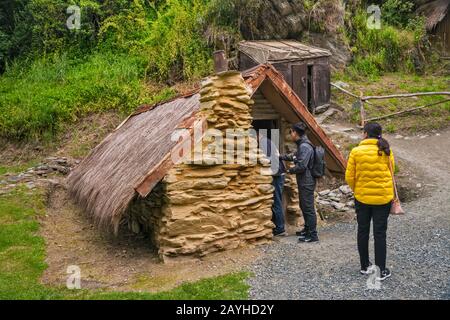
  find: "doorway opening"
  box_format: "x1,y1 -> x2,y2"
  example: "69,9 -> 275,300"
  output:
252,119 -> 279,141
252,119 -> 282,153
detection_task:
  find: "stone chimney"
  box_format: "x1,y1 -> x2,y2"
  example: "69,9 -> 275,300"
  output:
153,52 -> 274,261
199,53 -> 254,131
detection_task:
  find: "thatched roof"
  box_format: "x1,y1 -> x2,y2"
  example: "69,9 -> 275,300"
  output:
416,0 -> 449,31
67,93 -> 201,232
67,64 -> 346,232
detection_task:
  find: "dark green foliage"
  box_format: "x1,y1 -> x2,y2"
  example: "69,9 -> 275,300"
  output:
381,0 -> 415,28
0,0 -> 213,78
0,0 -> 164,70
0,0 -> 213,140
346,8 -> 427,78
146,0 -> 212,83
203,0 -> 262,63
0,0 -> 33,72
205,0 -> 260,38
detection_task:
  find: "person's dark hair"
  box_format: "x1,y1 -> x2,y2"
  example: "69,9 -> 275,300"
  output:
291,122 -> 307,136
363,122 -> 391,156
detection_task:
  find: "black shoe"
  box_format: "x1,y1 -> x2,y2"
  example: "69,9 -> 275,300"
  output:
376,268 -> 392,281
273,230 -> 288,237
296,228 -> 308,237
360,262 -> 373,275
299,235 -> 319,243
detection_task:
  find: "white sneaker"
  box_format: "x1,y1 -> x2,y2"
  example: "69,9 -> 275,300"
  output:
376,268 -> 392,281
360,262 -> 373,275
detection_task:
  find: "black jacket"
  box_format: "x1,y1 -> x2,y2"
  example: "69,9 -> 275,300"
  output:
281,135 -> 315,185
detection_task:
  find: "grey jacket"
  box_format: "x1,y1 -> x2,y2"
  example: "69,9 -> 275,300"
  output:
281,136 -> 315,186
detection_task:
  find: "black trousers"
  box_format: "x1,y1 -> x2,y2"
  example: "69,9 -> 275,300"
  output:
298,183 -> 317,238
355,199 -> 391,271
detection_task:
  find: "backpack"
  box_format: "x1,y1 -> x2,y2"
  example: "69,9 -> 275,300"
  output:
302,142 -> 326,178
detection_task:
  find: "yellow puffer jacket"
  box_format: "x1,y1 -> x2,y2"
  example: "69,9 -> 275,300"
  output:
345,139 -> 395,205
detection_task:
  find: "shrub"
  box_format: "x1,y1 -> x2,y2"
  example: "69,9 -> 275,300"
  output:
0,0 -> 161,71
0,0 -> 211,140
350,56 -> 381,79
205,0 -> 260,34
381,0 -> 415,28
146,0 -> 212,83
98,0 -> 154,53
348,10 -> 416,77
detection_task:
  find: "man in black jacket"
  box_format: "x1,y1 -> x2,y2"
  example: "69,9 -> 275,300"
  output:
281,122 -> 319,242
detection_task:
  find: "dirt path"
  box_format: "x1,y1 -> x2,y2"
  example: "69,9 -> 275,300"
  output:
248,128 -> 450,299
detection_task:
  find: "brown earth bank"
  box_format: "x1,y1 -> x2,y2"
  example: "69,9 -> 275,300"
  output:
0,112 -> 122,166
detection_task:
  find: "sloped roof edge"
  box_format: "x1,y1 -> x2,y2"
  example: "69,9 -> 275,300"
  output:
243,64 -> 347,174
416,0 -> 449,31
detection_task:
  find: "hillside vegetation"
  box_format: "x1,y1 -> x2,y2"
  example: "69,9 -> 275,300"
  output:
0,0 -> 444,141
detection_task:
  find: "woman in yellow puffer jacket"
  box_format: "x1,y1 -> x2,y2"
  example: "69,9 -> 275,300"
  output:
345,122 -> 395,281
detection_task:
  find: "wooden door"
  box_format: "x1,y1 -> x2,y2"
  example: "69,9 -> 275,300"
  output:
291,64 -> 308,107
312,63 -> 331,109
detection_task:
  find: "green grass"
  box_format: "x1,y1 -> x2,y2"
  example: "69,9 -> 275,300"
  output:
0,52 -> 176,141
0,186 -> 250,300
77,272 -> 250,300
0,160 -> 39,176
0,0 -> 214,143
0,160 -> 40,176
0,186 -> 56,299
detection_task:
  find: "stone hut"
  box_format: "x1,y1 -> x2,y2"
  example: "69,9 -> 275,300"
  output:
238,40 -> 331,113
67,64 -> 346,261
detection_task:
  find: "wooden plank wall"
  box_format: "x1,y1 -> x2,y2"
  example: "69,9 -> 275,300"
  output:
252,91 -> 281,120
435,13 -> 450,53
251,89 -> 286,153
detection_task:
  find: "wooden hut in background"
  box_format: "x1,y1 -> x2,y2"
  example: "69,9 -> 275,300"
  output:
417,0 -> 450,54
238,40 -> 332,113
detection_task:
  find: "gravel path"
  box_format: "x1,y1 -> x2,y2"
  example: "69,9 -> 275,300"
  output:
248,129 -> 450,300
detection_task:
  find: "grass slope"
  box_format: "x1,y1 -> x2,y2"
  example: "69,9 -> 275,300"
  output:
0,52 -> 175,141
